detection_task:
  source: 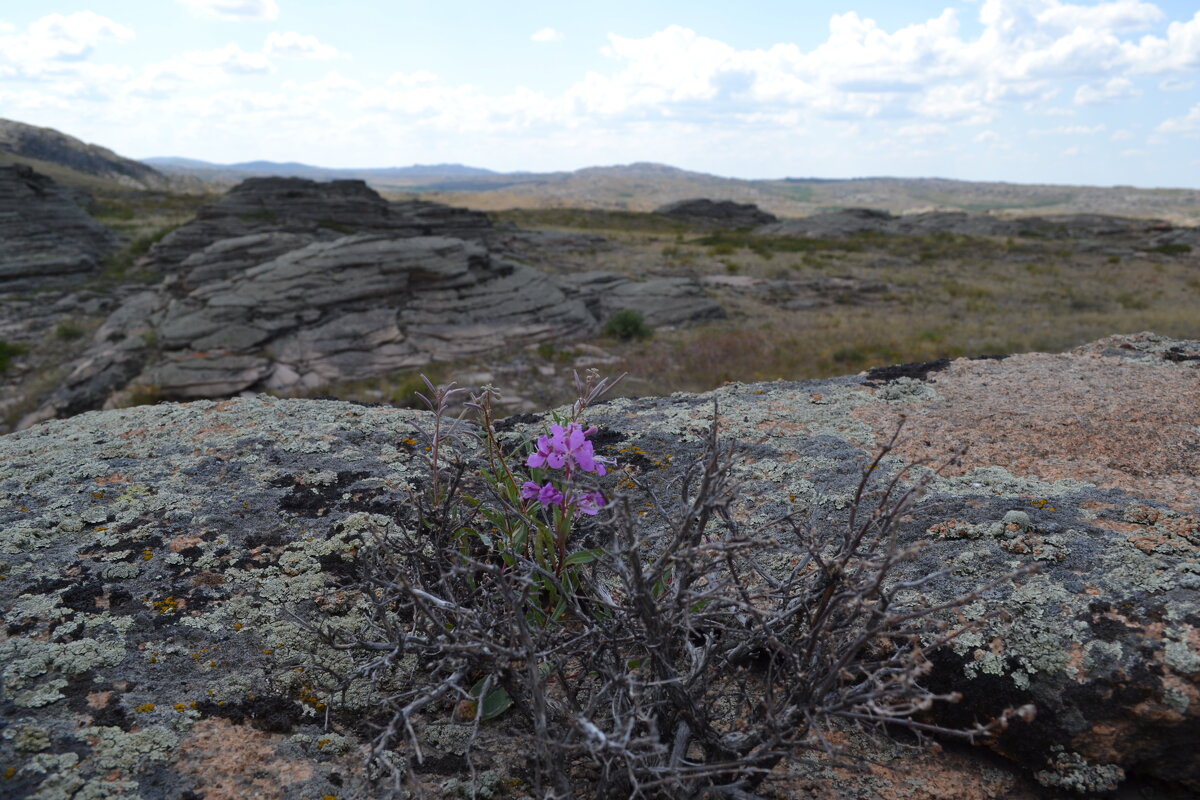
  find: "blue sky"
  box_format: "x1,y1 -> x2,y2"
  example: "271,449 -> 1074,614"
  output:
2,1 -> 1199,187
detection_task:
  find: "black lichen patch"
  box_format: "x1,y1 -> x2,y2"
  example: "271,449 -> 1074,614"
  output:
61,580 -> 105,612
493,412 -> 540,433
176,546 -> 203,561
64,677 -> 132,730
243,529 -> 288,551
105,587 -> 139,615
194,695 -> 303,734
410,751 -> 469,776
863,358 -> 950,385
588,427 -> 626,450
1163,345 -> 1200,363
923,648 -> 1044,767
316,551 -> 362,583
1083,601 -> 1140,642
274,471 -> 370,517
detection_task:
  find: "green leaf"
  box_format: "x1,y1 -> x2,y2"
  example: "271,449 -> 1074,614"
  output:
469,678 -> 513,721
562,548 -> 606,567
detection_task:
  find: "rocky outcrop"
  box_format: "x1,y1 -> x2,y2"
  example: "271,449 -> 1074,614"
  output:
0,165 -> 119,290
19,178 -> 722,424
143,176 -> 493,275
760,207 -> 1200,252
658,197 -> 778,227
23,236 -> 595,418
0,118 -> 173,191
1,333 -> 1196,798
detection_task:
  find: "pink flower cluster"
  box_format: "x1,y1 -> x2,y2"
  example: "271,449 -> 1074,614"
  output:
521,422 -> 612,516
526,423 -> 610,476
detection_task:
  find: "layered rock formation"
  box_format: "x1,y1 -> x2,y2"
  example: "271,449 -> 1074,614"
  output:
20,178 -> 722,425
0,117 -> 173,191
1,332 -> 1195,798
657,197 -> 778,227
0,165 -> 119,290
142,176 -> 494,276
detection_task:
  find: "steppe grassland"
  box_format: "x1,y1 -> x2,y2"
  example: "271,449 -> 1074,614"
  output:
491,208 -> 1200,398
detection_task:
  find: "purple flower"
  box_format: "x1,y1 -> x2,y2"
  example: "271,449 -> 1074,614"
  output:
574,491 -> 606,516
526,423 -> 612,476
521,480 -> 563,507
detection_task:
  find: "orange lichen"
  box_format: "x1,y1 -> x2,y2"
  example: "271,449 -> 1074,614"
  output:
149,596 -> 182,614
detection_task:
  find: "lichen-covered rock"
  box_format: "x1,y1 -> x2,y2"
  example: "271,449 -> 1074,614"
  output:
0,165 -> 119,290
1,332 -> 1196,798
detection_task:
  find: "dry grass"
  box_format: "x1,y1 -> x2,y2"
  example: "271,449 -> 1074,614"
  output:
282,217 -> 1199,411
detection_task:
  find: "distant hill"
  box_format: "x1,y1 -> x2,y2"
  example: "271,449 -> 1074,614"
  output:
143,156 -> 1200,224
142,157 -> 507,188
0,118 -> 177,192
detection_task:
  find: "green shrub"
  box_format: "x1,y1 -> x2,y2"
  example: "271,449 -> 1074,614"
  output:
1147,243 -> 1192,256
54,322 -> 86,341
0,340 -> 29,372
603,309 -> 652,341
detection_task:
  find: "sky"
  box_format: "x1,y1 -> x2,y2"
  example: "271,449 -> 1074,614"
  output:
1,1 -> 1199,187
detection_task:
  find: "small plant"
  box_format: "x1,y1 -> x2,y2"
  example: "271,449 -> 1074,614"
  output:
301,374 -> 1035,798
1146,242 -> 1192,256
0,340 -> 29,373
54,322 -> 86,341
124,383 -> 163,407
603,309 -> 652,341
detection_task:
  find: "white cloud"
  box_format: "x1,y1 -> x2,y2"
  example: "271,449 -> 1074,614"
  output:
1063,145 -> 1080,156
1121,11 -> 1200,73
177,0 -> 280,21
0,12 -> 134,71
386,70 -> 439,88
189,43 -> 272,74
125,44 -> 272,96
531,28 -> 562,43
5,2 -> 1200,183
265,32 -> 338,59
1157,103 -> 1200,135
897,123 -> 948,138
1110,128 -> 1135,140
1031,123 -> 1107,135
1159,76 -> 1195,91
1074,76 -> 1139,104
1036,1 -> 1163,33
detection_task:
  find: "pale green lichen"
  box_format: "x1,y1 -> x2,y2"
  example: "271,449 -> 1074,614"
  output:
439,768 -> 507,799
1083,640 -> 1123,673
928,466 -> 1094,498
953,575 -> 1085,683
79,725 -> 176,771
873,376 -> 939,404
1162,687 -> 1190,714
1,637 -> 125,698
287,731 -> 353,755
12,724 -> 51,752
1164,638 -> 1200,674
1034,747 -> 1124,793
